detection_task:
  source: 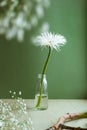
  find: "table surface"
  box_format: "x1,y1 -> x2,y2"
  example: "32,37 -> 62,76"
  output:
2,99 -> 87,130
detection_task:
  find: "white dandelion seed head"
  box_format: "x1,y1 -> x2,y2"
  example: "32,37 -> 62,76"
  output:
34,32 -> 66,51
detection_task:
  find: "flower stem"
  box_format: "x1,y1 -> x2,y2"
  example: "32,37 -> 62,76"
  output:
36,46 -> 51,108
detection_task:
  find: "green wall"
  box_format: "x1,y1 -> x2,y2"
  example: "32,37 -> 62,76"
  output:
0,0 -> 87,99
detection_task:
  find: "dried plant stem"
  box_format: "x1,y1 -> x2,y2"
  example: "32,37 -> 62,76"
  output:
46,112 -> 87,130
59,124 -> 87,130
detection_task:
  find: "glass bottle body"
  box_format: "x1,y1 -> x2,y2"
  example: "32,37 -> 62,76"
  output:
34,74 -> 48,110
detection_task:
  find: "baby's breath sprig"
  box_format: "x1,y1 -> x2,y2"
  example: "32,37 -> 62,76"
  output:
9,90 -> 27,114
0,91 -> 34,130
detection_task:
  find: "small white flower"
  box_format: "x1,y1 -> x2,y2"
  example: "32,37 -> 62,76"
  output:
35,4 -> 44,18
34,32 -> 66,50
30,15 -> 38,26
0,120 -> 4,127
40,22 -> 50,32
12,95 -> 14,98
9,90 -> 12,93
19,91 -> 22,95
17,29 -> 24,42
0,1 -> 7,7
13,91 -> 16,95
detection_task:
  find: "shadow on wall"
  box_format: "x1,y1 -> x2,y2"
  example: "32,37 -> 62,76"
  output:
0,35 -> 40,98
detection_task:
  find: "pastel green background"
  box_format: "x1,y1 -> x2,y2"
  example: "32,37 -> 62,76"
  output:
0,0 -> 87,99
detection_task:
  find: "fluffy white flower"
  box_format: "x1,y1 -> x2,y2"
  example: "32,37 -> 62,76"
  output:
34,32 -> 66,50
